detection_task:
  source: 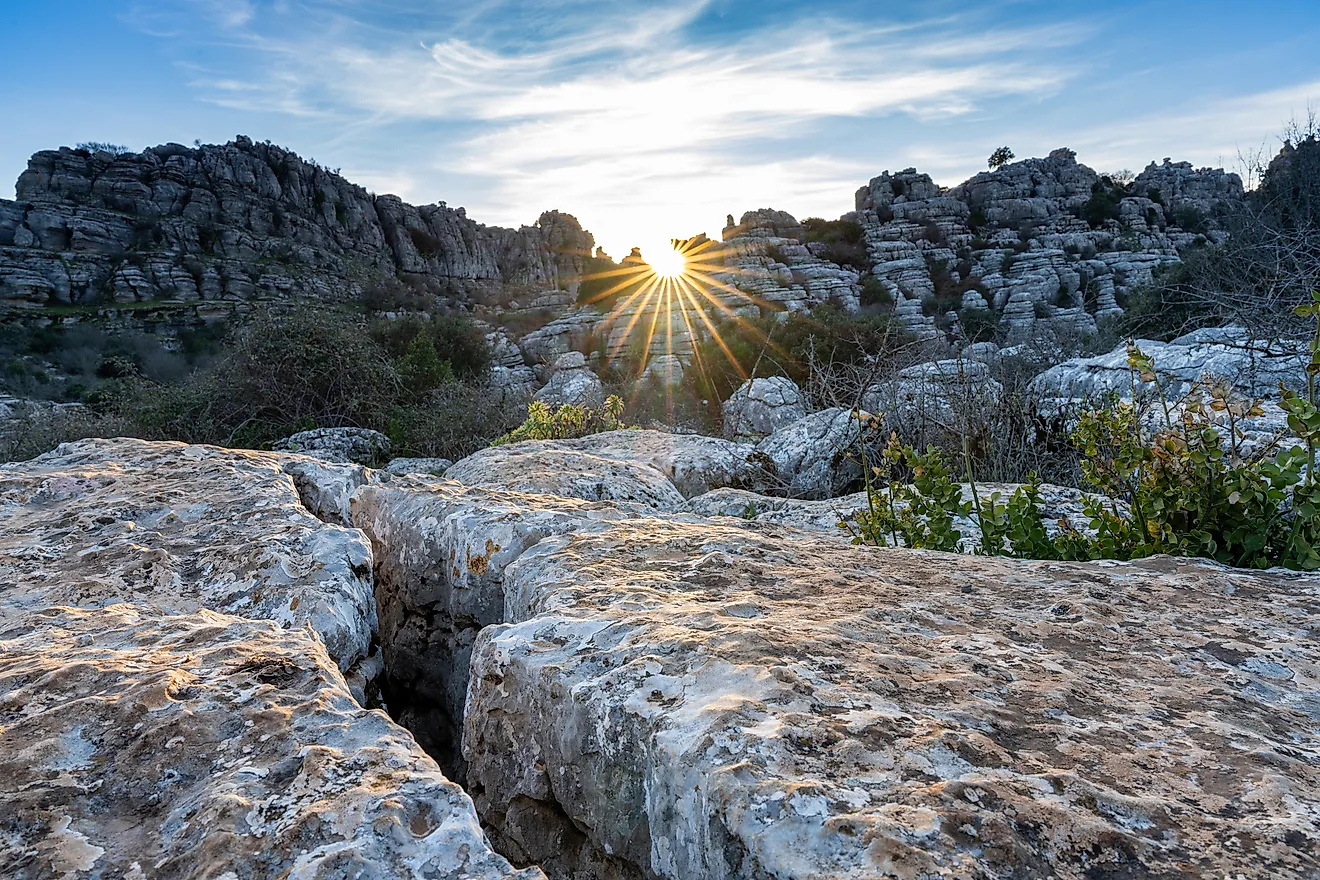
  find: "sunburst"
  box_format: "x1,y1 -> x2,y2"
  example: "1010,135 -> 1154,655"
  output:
570,235 -> 791,409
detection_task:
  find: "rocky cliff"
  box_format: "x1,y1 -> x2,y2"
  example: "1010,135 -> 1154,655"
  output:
0,136 -> 595,311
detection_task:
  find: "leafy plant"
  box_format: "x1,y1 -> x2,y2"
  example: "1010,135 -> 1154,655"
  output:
845,298 -> 1320,570
494,395 -> 626,445
988,146 -> 1015,170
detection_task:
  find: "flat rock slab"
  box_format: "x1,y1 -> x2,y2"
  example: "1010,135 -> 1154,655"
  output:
0,438 -> 375,668
444,446 -> 687,511
0,603 -> 541,880
462,517 -> 1320,878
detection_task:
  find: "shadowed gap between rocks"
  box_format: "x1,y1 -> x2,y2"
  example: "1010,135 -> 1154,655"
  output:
288,471 -> 634,880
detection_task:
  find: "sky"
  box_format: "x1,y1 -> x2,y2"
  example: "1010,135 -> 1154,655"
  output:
3,0 -> 1320,259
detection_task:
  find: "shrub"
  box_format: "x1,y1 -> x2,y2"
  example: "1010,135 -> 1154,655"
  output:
385,384 -> 528,460
846,324 -> 1320,571
801,218 -> 869,271
494,396 -> 626,445
76,142 -> 130,155
1081,180 -> 1124,229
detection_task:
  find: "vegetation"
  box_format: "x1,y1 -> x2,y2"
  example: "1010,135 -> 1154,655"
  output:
801,218 -> 869,271
988,146 -> 1015,170
0,307 -> 512,463
494,395 -> 626,445
847,314 -> 1320,571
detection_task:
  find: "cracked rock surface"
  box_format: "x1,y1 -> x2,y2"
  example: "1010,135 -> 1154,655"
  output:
0,604 -> 542,880
462,518 -> 1320,879
0,437 -> 375,669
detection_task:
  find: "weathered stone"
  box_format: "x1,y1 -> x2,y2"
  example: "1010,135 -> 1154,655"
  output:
532,352 -> 606,410
755,407 -> 864,498
444,445 -> 686,511
1,139 -> 594,308
0,438 -> 374,669
720,376 -> 807,441
385,456 -> 453,477
1032,328 -> 1308,406
0,603 -> 541,880
349,478 -> 662,774
273,426 -> 392,465
462,518 -> 1320,879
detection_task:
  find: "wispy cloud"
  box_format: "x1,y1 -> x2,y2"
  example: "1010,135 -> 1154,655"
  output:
130,0 -> 1092,255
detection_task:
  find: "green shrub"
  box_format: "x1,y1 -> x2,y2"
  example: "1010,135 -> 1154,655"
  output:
494,395 -> 626,445
845,316 -> 1320,571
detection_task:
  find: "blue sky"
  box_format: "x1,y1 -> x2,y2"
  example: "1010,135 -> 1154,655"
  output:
3,0 -> 1319,257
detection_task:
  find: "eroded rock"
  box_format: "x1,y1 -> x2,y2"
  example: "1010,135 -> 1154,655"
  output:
0,438 -> 375,669
463,519 -> 1320,879
0,603 -> 541,880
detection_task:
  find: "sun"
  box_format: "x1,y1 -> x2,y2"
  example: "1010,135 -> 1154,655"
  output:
645,243 -> 687,279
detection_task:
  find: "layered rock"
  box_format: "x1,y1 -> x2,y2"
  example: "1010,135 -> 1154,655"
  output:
0,138 -> 594,310
852,149 -> 1246,345
0,603 -> 542,880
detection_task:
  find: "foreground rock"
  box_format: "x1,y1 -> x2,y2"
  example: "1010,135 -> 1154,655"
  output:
444,429 -> 776,508
0,603 -> 541,880
348,476 -> 1320,878
463,518 -> 1320,879
0,438 -> 375,669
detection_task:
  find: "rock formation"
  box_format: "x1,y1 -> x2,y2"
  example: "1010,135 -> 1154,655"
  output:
0,137 -> 594,310
3,434 -> 1318,879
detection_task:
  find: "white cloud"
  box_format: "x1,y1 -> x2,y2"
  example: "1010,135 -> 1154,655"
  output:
162,3 -> 1090,255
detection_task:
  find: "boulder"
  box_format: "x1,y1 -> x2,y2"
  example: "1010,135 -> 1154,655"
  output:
444,445 -> 686,511
0,438 -> 375,670
721,376 -> 807,441
1032,328 -> 1309,408
865,358 -> 1002,428
459,516 -> 1320,879
273,426 -> 392,465
755,407 -> 864,498
532,351 -> 606,410
491,429 -> 775,498
0,603 -> 541,880
385,456 -> 453,477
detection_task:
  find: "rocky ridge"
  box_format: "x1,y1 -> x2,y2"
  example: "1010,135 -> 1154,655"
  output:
0,137 -> 594,312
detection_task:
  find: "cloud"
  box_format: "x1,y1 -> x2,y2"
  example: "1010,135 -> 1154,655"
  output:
149,1 -> 1090,255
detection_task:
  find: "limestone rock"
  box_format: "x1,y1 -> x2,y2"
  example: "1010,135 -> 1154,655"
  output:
444,445 -> 686,511
755,407 -> 865,498
532,351 -> 606,410
349,478 -> 663,773
0,138 -> 592,308
0,438 -> 375,669
720,376 -> 807,441
1032,328 -> 1308,407
0,603 -> 541,880
273,426 -> 392,465
462,518 -> 1320,879
385,456 -> 453,477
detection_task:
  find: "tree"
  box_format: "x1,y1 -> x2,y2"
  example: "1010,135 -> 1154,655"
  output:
988,146 -> 1015,170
